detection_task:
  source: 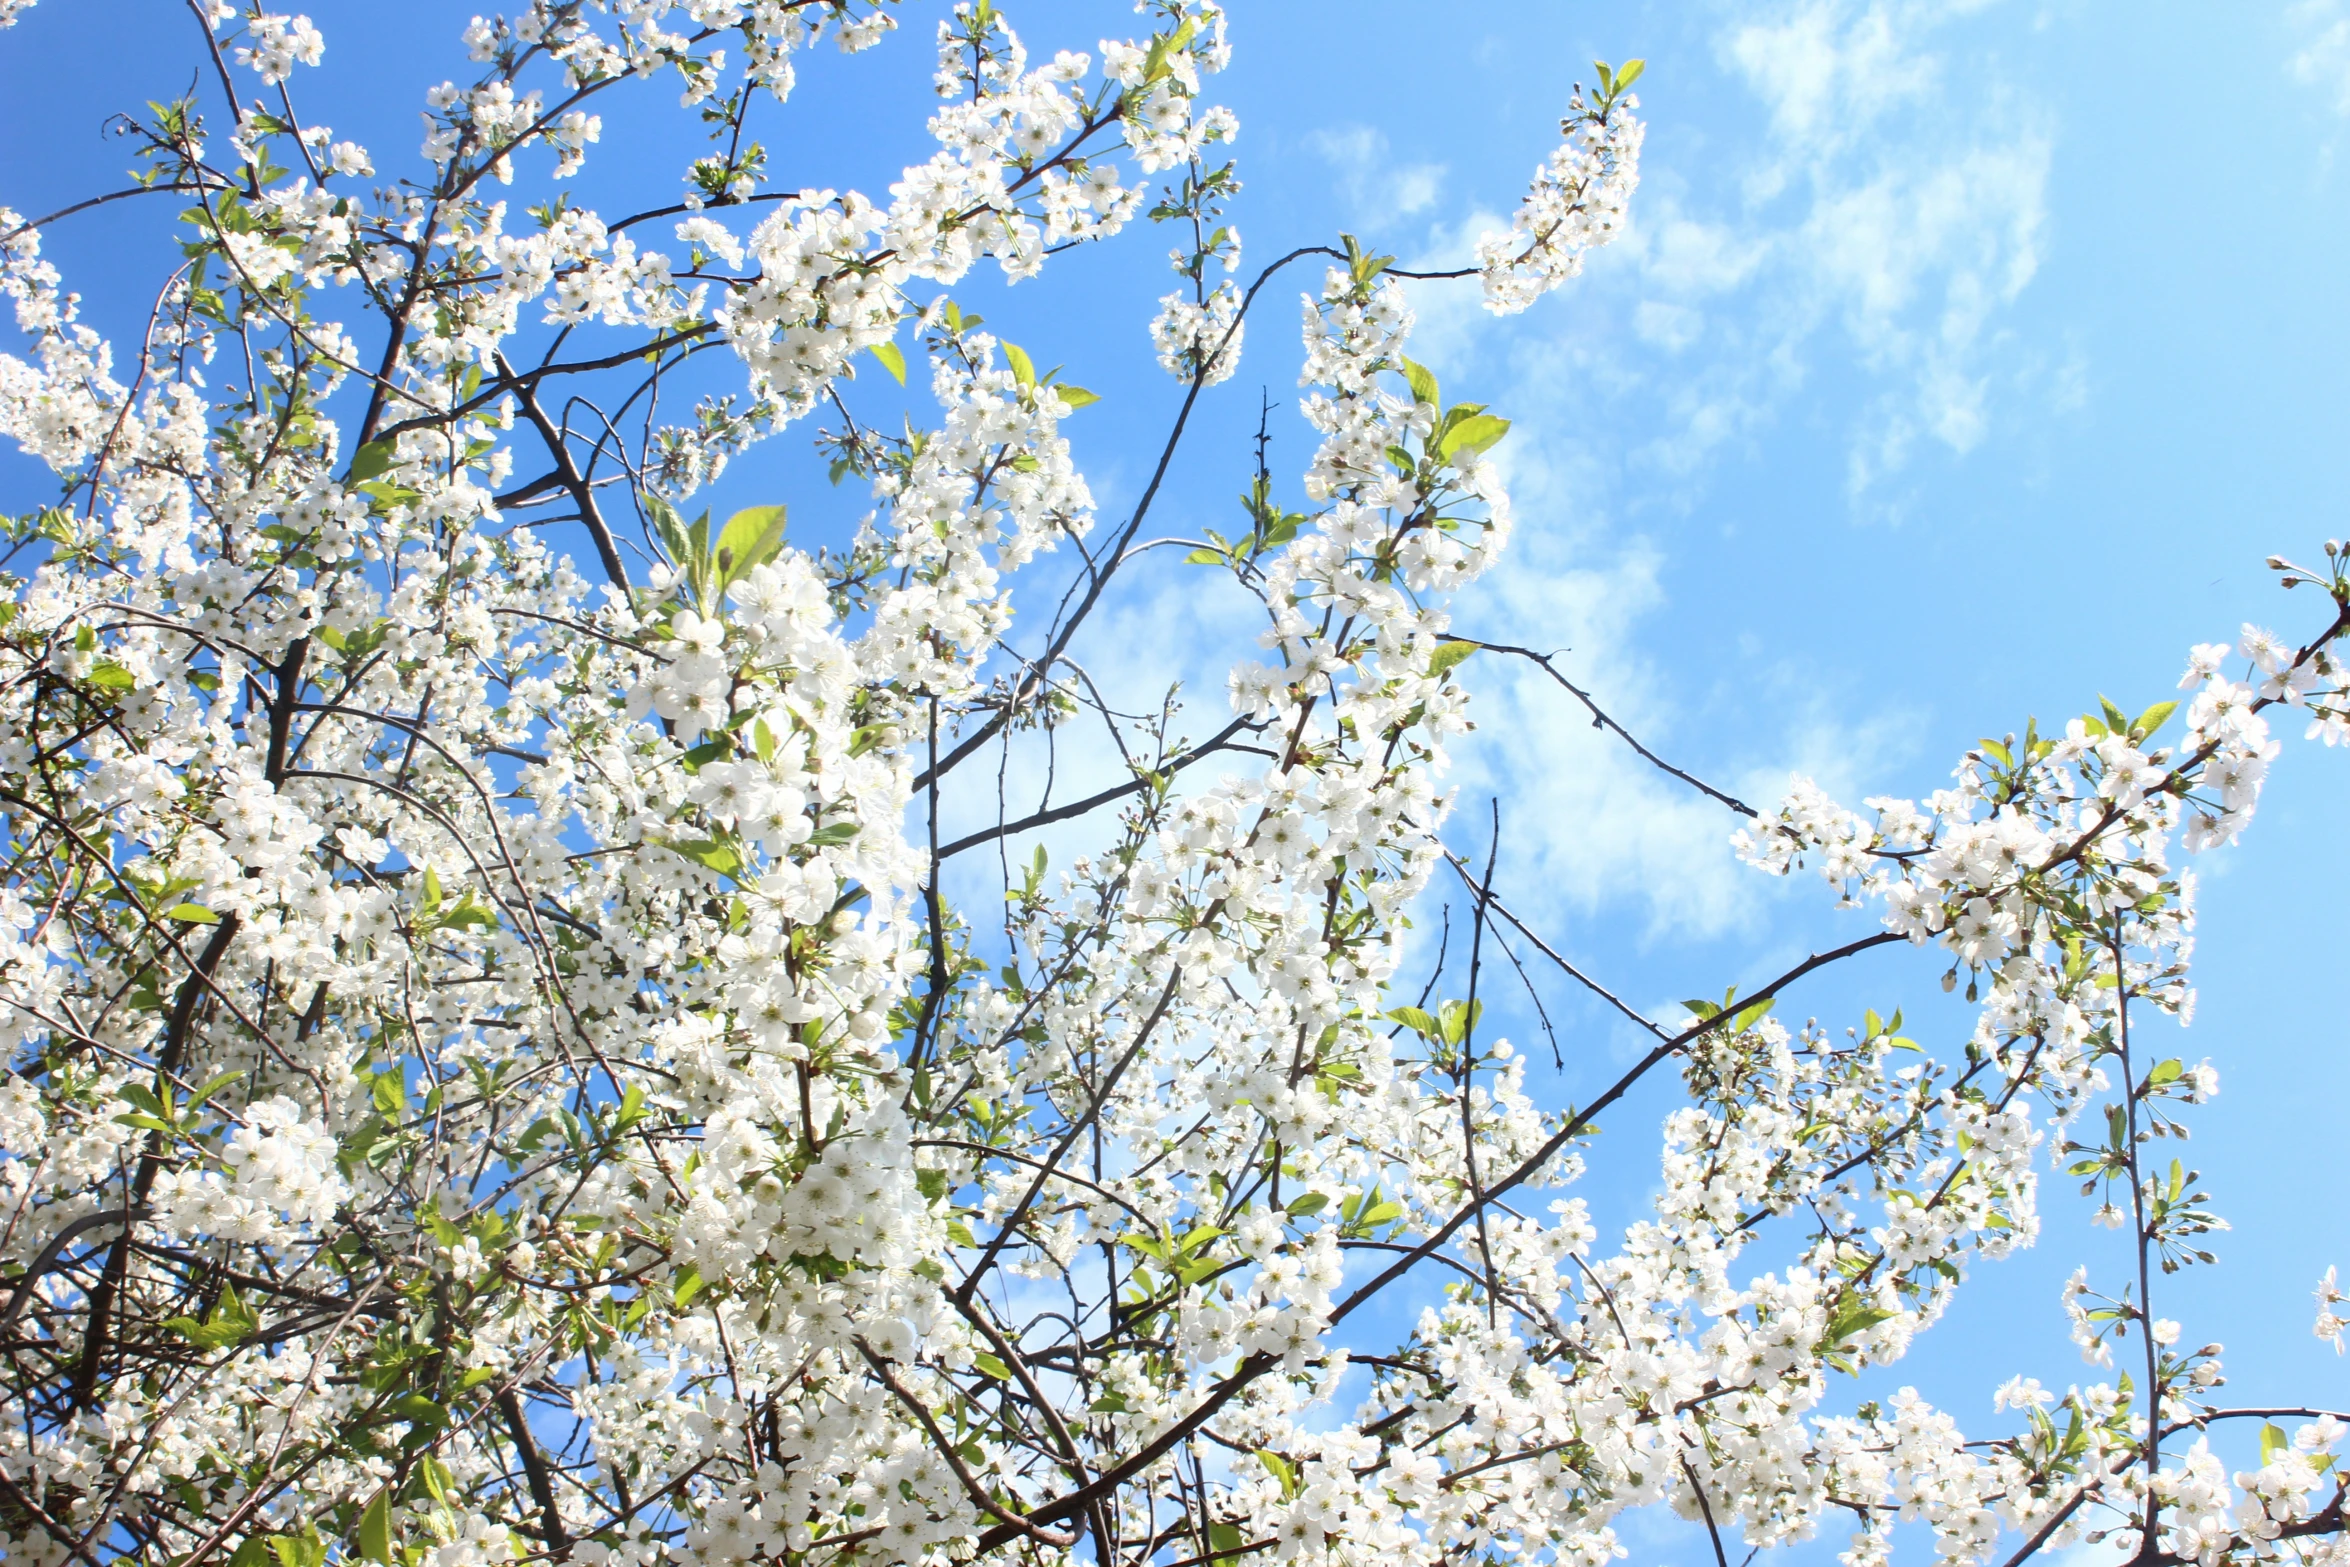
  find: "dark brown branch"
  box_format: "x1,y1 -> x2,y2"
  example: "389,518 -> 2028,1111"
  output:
1325,929 -> 1905,1333
0,1208 -> 139,1336
936,714 -> 1262,860
499,1388 -> 571,1552
500,353 -> 631,591
1446,637 -> 1758,816
854,1340 -> 1080,1549
1443,853 -> 1666,1039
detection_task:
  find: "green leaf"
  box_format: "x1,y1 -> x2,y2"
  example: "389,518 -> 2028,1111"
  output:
1384,1005 -> 1439,1039
681,736 -> 732,772
2262,1422 -> 2291,1466
1399,356 -> 1440,408
356,1491 -> 392,1565
1822,1303 -> 1897,1351
1732,997 -> 1777,1032
434,894 -> 501,933
1284,1192 -> 1329,1217
713,504 -> 788,584
85,660 -> 138,690
664,837 -> 742,878
163,1281 -> 258,1352
370,1072 -> 408,1119
1208,1522 -> 1247,1567
1429,640 -> 1478,679
346,440 -> 395,485
668,1264 -> 705,1308
1340,233 -> 1393,287
1052,383 -> 1100,411
164,903 -> 222,924
1609,58 -> 1645,93
1257,1450 -> 1300,1499
1002,341 -> 1035,389
869,340 -> 907,385
1184,546 -> 1227,566
971,1353 -> 1012,1382
184,1070 -> 243,1111
1438,412 -> 1511,462
645,492 -> 693,566
805,821 -> 860,848
274,1526 -> 328,1567
390,1394 -> 445,1430
2133,700 -> 2179,742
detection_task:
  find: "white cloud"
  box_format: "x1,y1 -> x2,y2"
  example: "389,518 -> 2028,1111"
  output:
1313,0 -> 2041,937
1803,139 -> 2046,344
1634,299 -> 1705,352
1714,0 -> 2052,497
1431,495 -> 1917,945
1394,1 -> 2055,511
1802,129 -> 2051,489
1724,0 -> 1949,157
1640,209 -> 1770,297
1308,125 -> 1447,227
2290,0 -> 2350,114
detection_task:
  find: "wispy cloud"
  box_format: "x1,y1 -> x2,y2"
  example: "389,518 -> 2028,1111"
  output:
1723,0 -> 1951,163
2289,0 -> 2350,115
1344,0 -> 2054,939
1308,125 -> 1447,228
1440,521 -> 1917,948
1717,0 -> 2051,499
1401,0 -> 2056,508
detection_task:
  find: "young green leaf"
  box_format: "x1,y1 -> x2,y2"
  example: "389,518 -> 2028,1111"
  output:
2133,699 -> 2179,742
1385,1005 -> 1439,1039
644,492 -> 692,565
1429,640 -> 1478,679
1399,356 -> 1440,408
1438,412 -> 1511,462
1002,341 -> 1035,389
346,439 -> 396,485
356,1491 -> 392,1565
713,504 -> 788,583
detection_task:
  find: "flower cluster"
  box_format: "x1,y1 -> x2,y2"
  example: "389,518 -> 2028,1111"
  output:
0,10 -> 2342,1567
1477,70 -> 1645,315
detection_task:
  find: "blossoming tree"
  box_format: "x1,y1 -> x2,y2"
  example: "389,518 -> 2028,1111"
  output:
0,5 -> 2345,1567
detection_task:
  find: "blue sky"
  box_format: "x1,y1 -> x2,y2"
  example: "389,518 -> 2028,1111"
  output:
5,0 -> 2349,1558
